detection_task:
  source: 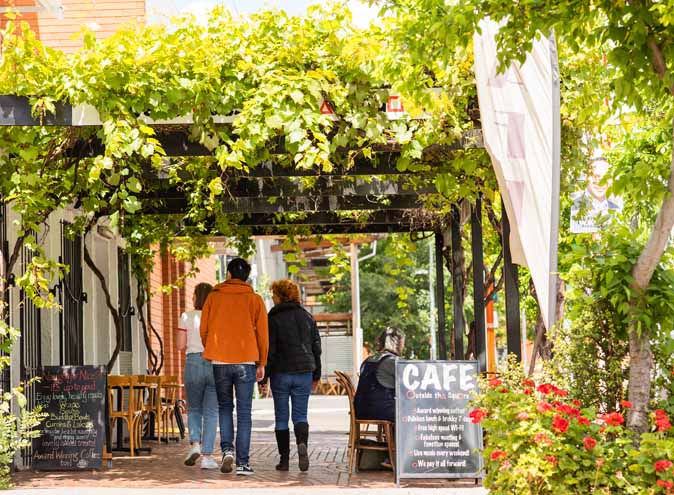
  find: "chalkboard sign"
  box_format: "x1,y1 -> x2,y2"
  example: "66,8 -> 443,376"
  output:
32,365 -> 107,471
395,360 -> 483,481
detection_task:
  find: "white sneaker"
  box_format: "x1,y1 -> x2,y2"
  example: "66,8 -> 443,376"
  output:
184,444 -> 201,466
200,456 -> 219,470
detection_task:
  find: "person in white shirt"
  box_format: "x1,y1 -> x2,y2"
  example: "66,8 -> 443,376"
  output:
178,282 -> 219,470
570,158 -> 621,233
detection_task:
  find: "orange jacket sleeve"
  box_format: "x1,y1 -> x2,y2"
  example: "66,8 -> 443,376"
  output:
254,295 -> 269,366
200,294 -> 212,347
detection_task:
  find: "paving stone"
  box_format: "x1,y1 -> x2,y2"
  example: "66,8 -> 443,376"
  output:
11,432 -> 483,491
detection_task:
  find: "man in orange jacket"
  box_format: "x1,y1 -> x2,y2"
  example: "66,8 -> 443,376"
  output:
200,258 -> 268,476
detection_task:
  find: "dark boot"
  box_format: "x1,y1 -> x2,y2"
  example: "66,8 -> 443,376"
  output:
275,429 -> 290,471
294,422 -> 310,472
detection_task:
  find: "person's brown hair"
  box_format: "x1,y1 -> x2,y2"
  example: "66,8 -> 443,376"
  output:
376,327 -> 405,355
270,279 -> 301,304
194,282 -> 213,310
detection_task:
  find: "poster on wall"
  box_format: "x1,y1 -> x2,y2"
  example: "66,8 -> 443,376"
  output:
395,360 -> 483,481
570,157 -> 623,233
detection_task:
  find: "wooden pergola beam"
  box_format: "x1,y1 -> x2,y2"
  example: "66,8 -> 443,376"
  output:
236,210 -> 429,227
269,237 -> 376,252
150,194 -> 431,215
247,222 -> 420,236
154,177 -> 434,199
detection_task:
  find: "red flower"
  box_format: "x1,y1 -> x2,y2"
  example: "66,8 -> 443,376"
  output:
577,416 -> 591,426
534,433 -> 552,446
499,387 -> 509,394
490,450 -> 507,461
523,388 -> 533,395
600,412 -> 625,427
654,410 -> 672,432
657,479 -> 674,489
572,399 -> 582,407
620,400 -> 632,409
655,460 -> 673,472
537,383 -> 555,395
583,437 -> 597,450
517,412 -> 530,421
488,378 -> 503,388
656,416 -> 672,432
537,401 -> 553,413
555,403 -> 579,417
552,414 -> 570,434
469,409 -> 488,424
553,387 -> 569,397
523,378 -> 535,388
545,455 -> 558,466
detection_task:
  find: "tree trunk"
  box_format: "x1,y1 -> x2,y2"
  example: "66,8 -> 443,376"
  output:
627,327 -> 653,434
136,280 -> 158,374
626,123 -> 674,433
146,286 -> 164,374
527,279 -> 563,374
528,309 -> 546,375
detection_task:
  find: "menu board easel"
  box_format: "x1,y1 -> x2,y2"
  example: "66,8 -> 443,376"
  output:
32,365 -> 107,471
395,360 -> 483,483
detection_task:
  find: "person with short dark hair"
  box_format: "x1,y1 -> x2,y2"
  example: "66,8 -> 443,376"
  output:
200,258 -> 269,476
354,327 -> 405,423
261,279 -> 321,472
179,282 -> 218,469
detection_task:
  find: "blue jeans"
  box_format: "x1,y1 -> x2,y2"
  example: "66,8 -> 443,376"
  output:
184,353 -> 218,454
270,372 -> 313,430
213,364 -> 256,465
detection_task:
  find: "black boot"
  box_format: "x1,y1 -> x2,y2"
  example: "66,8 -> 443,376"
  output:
294,422 -> 310,472
275,429 -> 290,471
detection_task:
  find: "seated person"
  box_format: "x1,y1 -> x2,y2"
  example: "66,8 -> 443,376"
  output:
354,327 -> 405,423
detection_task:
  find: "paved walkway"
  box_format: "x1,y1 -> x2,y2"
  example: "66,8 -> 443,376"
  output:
9,490 -> 486,495
11,397 -> 485,493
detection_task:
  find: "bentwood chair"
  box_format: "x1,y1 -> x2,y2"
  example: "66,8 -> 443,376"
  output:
160,375 -> 181,442
137,375 -> 162,442
334,370 -> 396,473
107,375 -> 145,456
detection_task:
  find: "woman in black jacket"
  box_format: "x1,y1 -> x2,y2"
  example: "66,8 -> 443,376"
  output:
263,279 -> 321,472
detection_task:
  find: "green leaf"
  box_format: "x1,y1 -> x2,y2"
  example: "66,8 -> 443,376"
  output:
127,177 -> 142,193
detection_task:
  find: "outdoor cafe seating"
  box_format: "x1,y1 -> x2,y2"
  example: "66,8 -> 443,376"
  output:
334,370 -> 396,473
107,374 -> 183,457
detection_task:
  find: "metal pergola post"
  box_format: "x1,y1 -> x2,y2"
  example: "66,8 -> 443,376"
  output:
434,231 -> 447,360
502,200 -> 522,361
449,206 -> 465,360
471,197 -> 487,372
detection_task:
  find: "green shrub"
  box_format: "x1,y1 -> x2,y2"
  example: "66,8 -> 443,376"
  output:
0,386 -> 44,489
470,361 -> 674,494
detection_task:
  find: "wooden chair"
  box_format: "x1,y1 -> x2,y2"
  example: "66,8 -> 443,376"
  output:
317,377 -> 330,395
160,375 -> 180,441
334,370 -> 396,473
107,375 -> 145,456
137,375 -> 162,442
324,375 -> 340,396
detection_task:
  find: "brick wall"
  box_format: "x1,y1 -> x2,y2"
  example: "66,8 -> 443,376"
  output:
148,251 -> 217,397
0,0 -> 145,52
